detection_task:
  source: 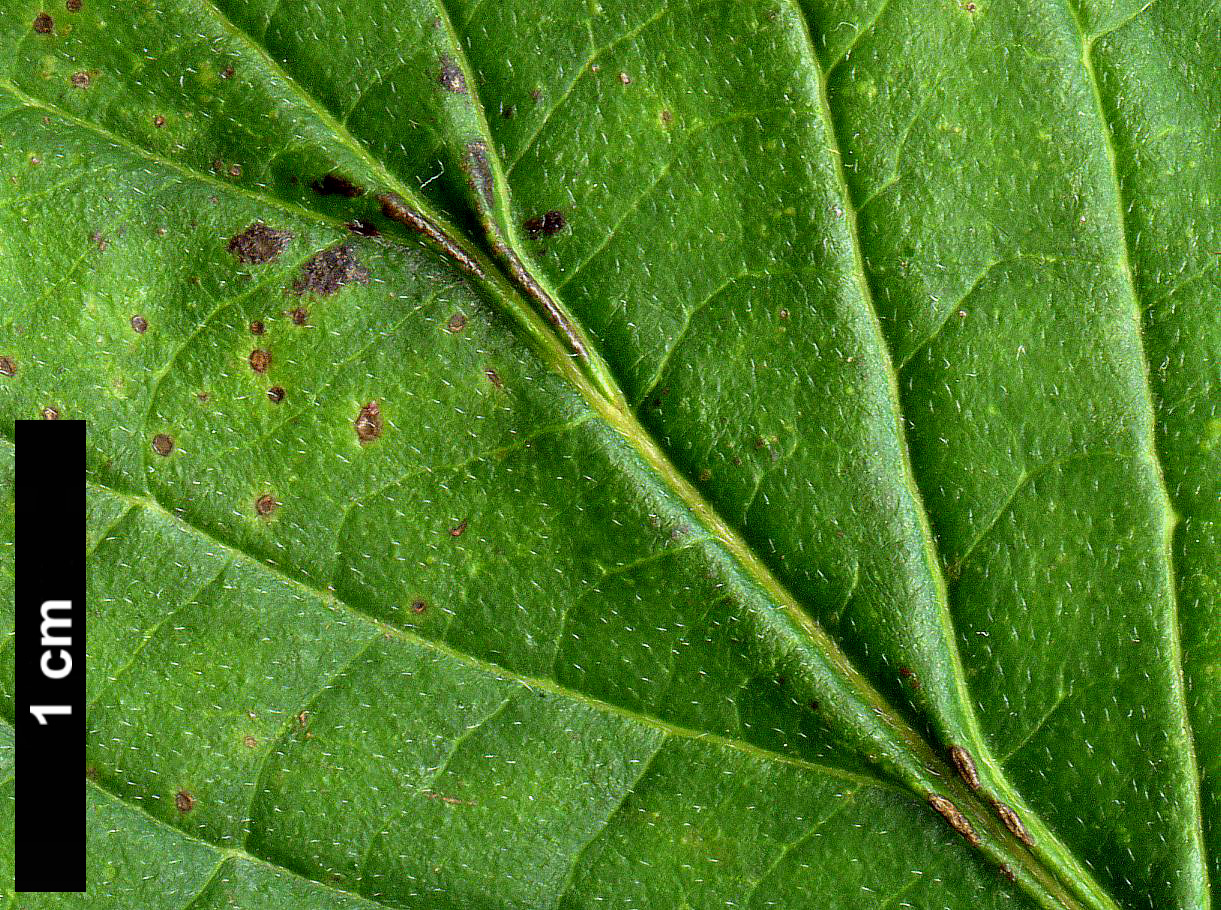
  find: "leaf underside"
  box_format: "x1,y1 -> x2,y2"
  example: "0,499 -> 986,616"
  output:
0,0 -> 1215,909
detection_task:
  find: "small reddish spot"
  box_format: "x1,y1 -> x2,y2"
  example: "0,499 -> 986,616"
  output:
248,349 -> 271,373
344,219 -> 379,237
130,314 -> 149,333
446,312 -> 467,333
530,88 -> 542,103
151,434 -> 174,456
71,71 -> 91,89
33,12 -> 53,33
66,0 -> 81,10
220,64 -> 235,79
228,163 -> 243,178
355,401 -> 382,443
255,493 -> 279,516
267,386 -> 285,403
410,598 -> 427,614
197,392 -> 209,402
1,357 -> 17,377
296,710 -> 309,727
779,308 -> 790,320
899,666 -> 921,689
175,790 -> 195,813
289,307 -> 308,326
484,367 -> 503,389
153,115 -> 166,128
449,519 -> 468,538
524,210 -> 565,239
1000,864 -> 1016,883
90,230 -> 107,251
41,406 -> 60,420
249,320 -> 265,335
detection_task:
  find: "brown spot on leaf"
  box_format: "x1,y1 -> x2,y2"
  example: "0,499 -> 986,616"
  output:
228,163 -> 243,178
289,306 -> 308,326
90,230 -> 107,251
462,141 -> 495,210
949,745 -> 980,790
898,665 -> 921,689
151,434 -> 174,456
928,795 -> 980,847
344,219 -> 379,237
66,0 -> 81,10
248,349 -> 271,373
153,115 -> 166,128
267,386 -> 285,403
130,314 -> 149,333
228,222 -> 293,264
410,598 -> 427,614
71,71 -> 91,88
220,64 -> 235,79
660,109 -> 674,125
41,406 -> 60,420
243,735 -> 258,748
779,308 -> 790,320
991,798 -> 1034,846
297,710 -> 309,727
484,368 -> 503,389
449,519 -> 468,538
293,244 -> 369,296
33,12 -> 53,33
446,313 -> 467,333
438,55 -> 466,93
249,320 -> 265,335
999,864 -> 1016,884
255,493 -> 279,516
355,401 -> 382,443
530,88 -> 542,103
175,790 -> 195,813
524,209 -> 565,239
618,71 -> 632,84
500,103 -> 516,118
311,173 -> 363,198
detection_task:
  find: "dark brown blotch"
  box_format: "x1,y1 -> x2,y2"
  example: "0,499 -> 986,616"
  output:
449,519 -> 468,538
991,798 -> 1034,846
151,434 -> 174,456
293,244 -> 369,296
355,400 -> 382,443
66,0 -> 81,11
524,209 -> 565,239
228,222 -> 293,265
249,320 -> 265,335
438,55 -> 467,93
71,71 -> 91,89
410,598 -> 427,614
153,115 -> 166,128
0,357 -> 17,377
289,306 -> 308,326
41,406 -> 60,420
255,493 -> 279,516
267,386 -> 285,403
220,64 -> 235,79
344,219 -> 380,237
311,173 -> 363,198
175,790 -> 195,813
33,12 -> 53,33
898,665 -> 921,689
484,367 -> 503,389
928,795 -> 980,847
130,314 -> 149,333
248,349 -> 271,374
446,312 -> 467,333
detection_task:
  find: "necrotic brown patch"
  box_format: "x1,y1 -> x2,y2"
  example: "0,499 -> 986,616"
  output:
293,244 -> 369,296
289,306 -> 308,325
410,598 -> 427,614
248,349 -> 271,373
175,790 -> 195,813
66,0 -> 81,11
130,314 -> 148,333
249,320 -> 265,335
267,386 -> 285,403
0,357 -> 16,377
311,173 -> 363,197
344,219 -> 379,237
484,367 -> 503,389
949,745 -> 980,790
152,434 -> 174,456
449,519 -> 468,538
462,142 -> 495,210
41,407 -> 60,420
33,12 -> 53,33
355,401 -> 382,443
439,55 -> 467,93
255,493 -> 279,516
446,313 -> 467,333
71,71 -> 90,88
228,222 -> 293,264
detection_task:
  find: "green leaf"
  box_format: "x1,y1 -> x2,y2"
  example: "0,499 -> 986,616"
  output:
0,0 -> 1214,907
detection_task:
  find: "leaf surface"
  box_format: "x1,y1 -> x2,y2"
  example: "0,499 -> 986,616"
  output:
0,0 -> 1214,908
